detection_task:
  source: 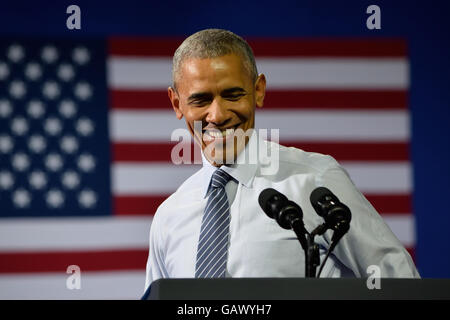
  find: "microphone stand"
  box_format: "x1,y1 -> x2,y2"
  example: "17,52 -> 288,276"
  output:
305,224 -> 327,278
288,218 -> 323,278
286,217 -> 314,278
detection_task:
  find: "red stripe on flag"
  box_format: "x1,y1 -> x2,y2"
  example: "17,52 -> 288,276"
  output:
249,38 -> 407,57
0,249 -> 148,273
113,194 -> 410,216
109,37 -> 184,56
407,247 -> 416,263
114,195 -> 167,215
110,90 -> 170,110
112,142 -> 409,163
0,247 -> 416,273
263,90 -> 407,110
364,194 -> 412,214
110,89 -> 407,110
286,141 -> 409,161
109,38 -> 406,57
112,142 -> 180,162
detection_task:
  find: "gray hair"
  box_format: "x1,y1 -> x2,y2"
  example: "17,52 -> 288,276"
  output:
172,29 -> 258,89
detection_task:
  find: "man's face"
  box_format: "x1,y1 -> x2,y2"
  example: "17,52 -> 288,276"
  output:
168,53 -> 266,166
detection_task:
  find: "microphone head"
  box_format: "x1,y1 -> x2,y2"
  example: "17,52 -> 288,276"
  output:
310,186 -> 351,229
258,188 -> 288,219
310,187 -> 338,218
276,200 -> 304,229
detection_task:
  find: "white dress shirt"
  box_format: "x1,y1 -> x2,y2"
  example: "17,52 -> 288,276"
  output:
145,132 -> 419,289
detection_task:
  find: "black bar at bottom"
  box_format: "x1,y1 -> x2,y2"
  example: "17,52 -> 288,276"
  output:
148,278 -> 450,300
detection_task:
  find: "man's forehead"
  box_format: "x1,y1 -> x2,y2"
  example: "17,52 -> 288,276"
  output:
177,54 -> 249,92
181,54 -> 243,74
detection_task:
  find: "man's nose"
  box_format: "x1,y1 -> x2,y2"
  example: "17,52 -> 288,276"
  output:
206,98 -> 229,125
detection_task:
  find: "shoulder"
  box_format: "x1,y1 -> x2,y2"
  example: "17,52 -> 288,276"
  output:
262,139 -> 342,176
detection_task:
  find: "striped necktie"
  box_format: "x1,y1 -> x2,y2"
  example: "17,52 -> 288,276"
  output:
195,169 -> 232,278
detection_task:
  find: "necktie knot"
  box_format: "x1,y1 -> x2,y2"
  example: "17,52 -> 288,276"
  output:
210,169 -> 232,189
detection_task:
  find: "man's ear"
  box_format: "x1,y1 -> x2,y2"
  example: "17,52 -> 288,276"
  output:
255,74 -> 266,108
168,86 -> 183,120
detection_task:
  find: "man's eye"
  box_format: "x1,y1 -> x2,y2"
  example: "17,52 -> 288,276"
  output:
225,94 -> 244,101
190,99 -> 209,106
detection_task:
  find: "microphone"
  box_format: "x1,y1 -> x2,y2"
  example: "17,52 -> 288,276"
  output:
310,187 -> 351,243
259,188 -> 303,229
258,188 -> 308,250
310,187 -> 352,277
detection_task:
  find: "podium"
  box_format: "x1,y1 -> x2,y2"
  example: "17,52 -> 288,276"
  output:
147,278 -> 450,300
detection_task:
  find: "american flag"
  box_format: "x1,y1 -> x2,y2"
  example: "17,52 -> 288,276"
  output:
0,37 -> 413,299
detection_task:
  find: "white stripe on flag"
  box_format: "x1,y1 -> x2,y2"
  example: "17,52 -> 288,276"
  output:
343,161 -> 412,193
0,217 -> 152,252
112,163 -> 200,194
111,162 -> 411,194
257,58 -> 409,89
108,57 -> 409,89
110,110 -> 410,142
0,214 -> 413,251
383,214 -> 416,247
0,271 -> 145,299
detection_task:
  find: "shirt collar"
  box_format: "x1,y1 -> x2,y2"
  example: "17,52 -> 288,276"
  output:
201,131 -> 259,198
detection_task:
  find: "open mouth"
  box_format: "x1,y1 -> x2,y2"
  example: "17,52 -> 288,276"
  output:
203,123 -> 241,142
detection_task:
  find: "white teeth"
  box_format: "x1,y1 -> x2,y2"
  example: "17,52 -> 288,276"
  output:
206,128 -> 235,139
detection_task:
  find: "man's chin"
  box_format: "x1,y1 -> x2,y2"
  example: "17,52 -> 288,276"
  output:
203,145 -> 238,167
202,132 -> 249,166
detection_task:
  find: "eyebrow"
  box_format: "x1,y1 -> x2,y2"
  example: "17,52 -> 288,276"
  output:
187,87 -> 247,103
187,92 -> 213,103
221,87 -> 247,95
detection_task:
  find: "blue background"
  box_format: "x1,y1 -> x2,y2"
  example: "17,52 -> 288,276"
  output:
1,0 -> 448,277
0,38 -> 110,217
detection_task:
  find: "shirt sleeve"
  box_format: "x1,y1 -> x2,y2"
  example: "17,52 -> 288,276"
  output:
316,162 -> 420,278
144,210 -> 168,292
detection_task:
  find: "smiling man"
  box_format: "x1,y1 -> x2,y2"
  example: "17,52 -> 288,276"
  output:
144,29 -> 419,291
168,33 -> 266,166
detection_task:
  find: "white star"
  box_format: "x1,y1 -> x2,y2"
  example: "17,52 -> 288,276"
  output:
12,188 -> 31,208
44,117 -> 62,136
60,135 -> 79,154
9,80 -> 27,99
27,100 -> 46,119
0,100 -> 12,118
62,170 -> 80,189
42,81 -> 60,100
0,62 -> 10,80
41,45 -> 59,64
45,153 -> 64,171
29,170 -> 47,190
57,63 -> 75,81
12,152 -> 30,172
28,135 -> 47,153
46,189 -> 64,208
11,117 -> 29,136
78,189 -> 97,208
0,135 -> 14,153
59,100 -> 77,118
7,44 -> 25,63
74,82 -> 92,100
76,117 -> 94,136
72,47 -> 90,65
0,171 -> 14,190
24,62 -> 43,81
77,153 -> 95,172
